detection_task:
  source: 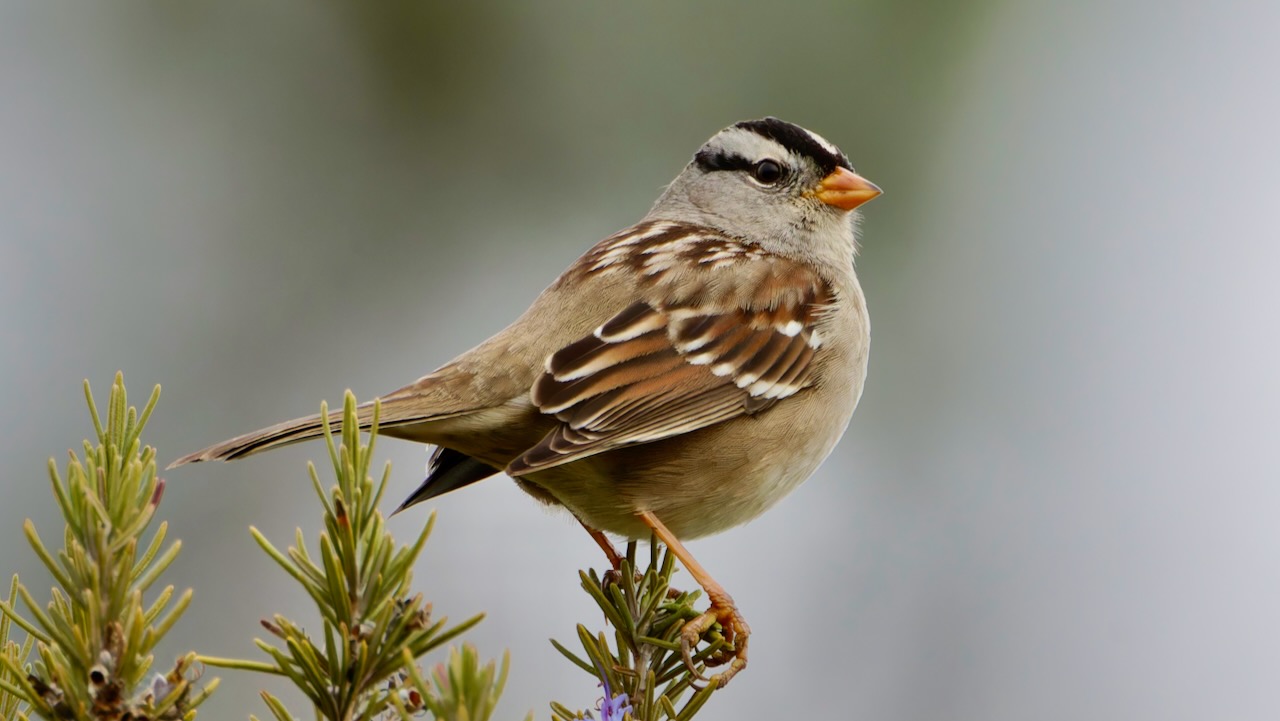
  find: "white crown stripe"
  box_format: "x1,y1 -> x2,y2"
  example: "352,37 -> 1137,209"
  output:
802,127 -> 842,158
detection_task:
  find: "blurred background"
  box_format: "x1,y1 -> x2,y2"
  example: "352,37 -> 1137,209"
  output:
3,1 -> 1279,719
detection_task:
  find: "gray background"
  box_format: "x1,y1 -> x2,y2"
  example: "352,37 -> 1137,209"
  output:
3,2 -> 1278,719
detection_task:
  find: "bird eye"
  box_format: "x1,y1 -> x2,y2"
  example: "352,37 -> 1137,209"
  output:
751,159 -> 785,185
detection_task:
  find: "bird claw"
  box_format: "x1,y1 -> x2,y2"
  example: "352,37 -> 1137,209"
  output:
601,567 -> 626,588
678,599 -> 749,689
600,562 -> 684,599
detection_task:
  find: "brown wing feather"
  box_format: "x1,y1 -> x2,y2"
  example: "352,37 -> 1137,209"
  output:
507,259 -> 832,476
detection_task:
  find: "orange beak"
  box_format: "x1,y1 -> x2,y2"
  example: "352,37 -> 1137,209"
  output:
815,167 -> 882,211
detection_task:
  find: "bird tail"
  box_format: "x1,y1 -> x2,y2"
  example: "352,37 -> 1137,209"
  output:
167,403 -> 371,468
167,351 -> 527,470
166,384 -> 479,469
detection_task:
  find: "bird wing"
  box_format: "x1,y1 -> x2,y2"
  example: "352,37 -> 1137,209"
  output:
506,262 -> 833,476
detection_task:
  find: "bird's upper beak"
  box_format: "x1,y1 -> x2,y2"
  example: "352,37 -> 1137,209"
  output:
815,167 -> 882,211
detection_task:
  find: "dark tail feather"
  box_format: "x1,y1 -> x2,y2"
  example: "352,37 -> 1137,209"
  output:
392,447 -> 500,514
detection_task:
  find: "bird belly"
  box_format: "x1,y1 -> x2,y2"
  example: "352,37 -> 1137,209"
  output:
519,398 -> 856,540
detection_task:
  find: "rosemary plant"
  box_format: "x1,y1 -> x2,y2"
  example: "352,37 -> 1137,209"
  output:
201,393 -> 499,721
0,374 -> 216,720
0,375 -> 729,721
0,577 -> 36,720
549,543 -> 718,721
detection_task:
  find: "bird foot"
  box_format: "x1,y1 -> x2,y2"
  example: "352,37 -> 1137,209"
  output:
680,595 -> 749,689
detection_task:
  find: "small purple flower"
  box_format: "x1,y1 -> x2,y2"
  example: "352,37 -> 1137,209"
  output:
149,672 -> 173,701
593,660 -> 633,721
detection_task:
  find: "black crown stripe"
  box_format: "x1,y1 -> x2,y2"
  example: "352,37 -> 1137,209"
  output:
734,117 -> 851,175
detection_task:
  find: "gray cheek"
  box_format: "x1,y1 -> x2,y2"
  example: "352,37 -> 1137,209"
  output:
683,182 -> 740,230
687,182 -> 720,214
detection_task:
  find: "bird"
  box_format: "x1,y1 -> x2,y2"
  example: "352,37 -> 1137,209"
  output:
170,117 -> 880,687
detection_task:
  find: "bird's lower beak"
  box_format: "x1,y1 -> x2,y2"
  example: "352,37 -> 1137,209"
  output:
815,167 -> 882,211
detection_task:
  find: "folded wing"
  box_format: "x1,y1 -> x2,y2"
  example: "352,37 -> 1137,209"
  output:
507,268 -> 832,475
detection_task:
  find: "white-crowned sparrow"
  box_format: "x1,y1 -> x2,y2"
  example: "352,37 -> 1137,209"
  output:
171,117 -> 880,687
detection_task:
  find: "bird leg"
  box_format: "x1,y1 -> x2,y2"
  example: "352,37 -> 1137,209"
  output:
638,510 -> 749,689
577,519 -> 686,602
578,518 -> 625,571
